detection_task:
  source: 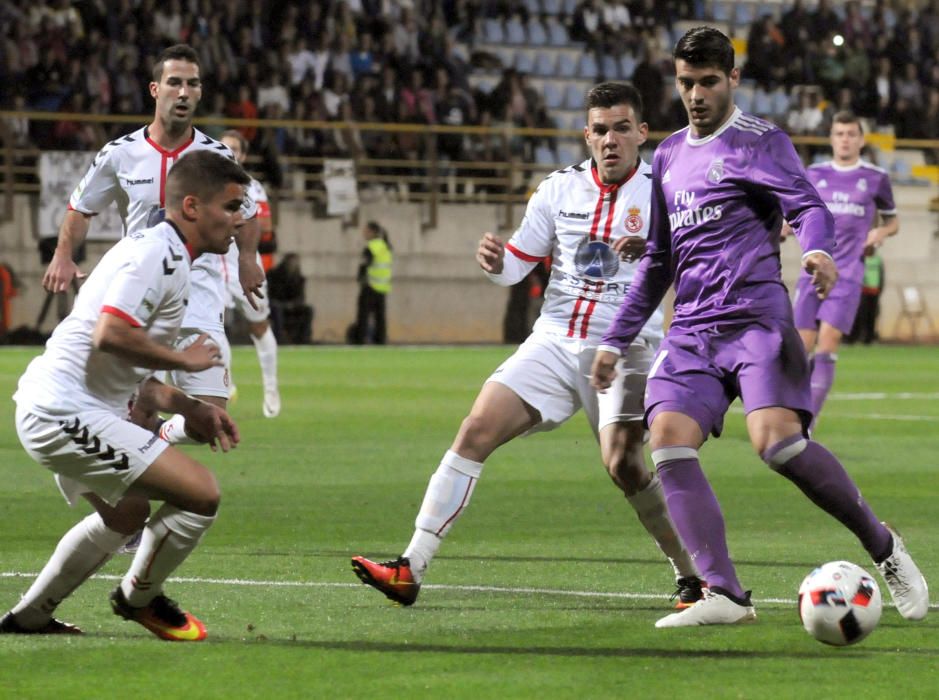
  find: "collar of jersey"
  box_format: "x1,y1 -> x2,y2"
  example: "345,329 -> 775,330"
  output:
144,125 -> 196,157
684,106 -> 742,147
590,157 -> 640,192
164,219 -> 195,262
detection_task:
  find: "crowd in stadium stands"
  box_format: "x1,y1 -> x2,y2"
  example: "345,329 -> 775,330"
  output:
2,0 -> 939,177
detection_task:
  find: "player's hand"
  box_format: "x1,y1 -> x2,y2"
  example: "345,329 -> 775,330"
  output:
803,253 -> 838,300
780,221 -> 794,242
182,401 -> 240,453
613,236 -> 646,263
476,232 -> 505,274
180,333 -> 224,372
43,254 -> 86,293
239,258 -> 265,310
863,228 -> 885,257
590,350 -> 619,392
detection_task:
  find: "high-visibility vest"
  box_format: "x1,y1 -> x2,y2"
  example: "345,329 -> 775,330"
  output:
862,253 -> 883,294
366,238 -> 392,294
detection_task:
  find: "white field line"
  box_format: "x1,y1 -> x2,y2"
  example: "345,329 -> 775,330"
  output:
2,571 -> 935,610
727,390 -> 939,421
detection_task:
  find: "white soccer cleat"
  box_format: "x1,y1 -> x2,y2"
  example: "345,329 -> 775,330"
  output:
655,588 -> 756,628
876,523 -> 929,621
263,388 -> 281,418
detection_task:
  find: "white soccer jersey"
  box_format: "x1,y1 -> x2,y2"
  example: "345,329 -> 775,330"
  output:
68,125 -> 257,333
15,221 -> 193,417
503,159 -> 664,344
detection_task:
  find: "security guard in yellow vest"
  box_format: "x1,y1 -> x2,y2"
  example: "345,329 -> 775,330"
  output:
352,221 -> 393,344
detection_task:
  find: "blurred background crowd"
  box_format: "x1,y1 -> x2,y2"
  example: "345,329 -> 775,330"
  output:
3,0 -> 939,171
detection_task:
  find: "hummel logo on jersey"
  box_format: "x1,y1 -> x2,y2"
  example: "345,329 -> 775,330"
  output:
559,210 -> 590,219
662,169 -> 672,184
126,177 -> 154,186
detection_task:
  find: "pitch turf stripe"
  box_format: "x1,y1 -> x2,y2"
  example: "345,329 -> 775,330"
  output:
2,571 -> 935,610
727,406 -> 937,422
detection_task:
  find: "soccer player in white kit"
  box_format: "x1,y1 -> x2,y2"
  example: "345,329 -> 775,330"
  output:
40,44 -> 264,442
1,151 -> 248,640
219,130 -> 281,418
352,83 -> 702,607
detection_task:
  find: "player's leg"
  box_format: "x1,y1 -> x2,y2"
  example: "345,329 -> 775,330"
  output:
2,493 -> 147,634
352,335 -> 569,605
352,380 -> 540,605
3,408 -> 165,634
587,340 -> 702,606
161,330 -> 231,444
807,321 -> 842,426
749,406 -> 928,620
110,446 -> 221,640
238,276 -> 280,418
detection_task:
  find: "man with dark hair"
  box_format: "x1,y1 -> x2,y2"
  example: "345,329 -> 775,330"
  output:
352,82 -> 702,608
42,43 -> 264,450
592,27 -> 928,628
788,111 -> 899,427
1,150 -> 249,641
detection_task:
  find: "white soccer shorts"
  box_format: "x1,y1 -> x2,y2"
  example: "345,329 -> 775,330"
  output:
167,328 -> 232,400
15,404 -> 169,507
486,330 -> 656,436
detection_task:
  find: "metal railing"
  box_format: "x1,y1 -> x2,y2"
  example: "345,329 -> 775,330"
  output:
2,110 -> 938,230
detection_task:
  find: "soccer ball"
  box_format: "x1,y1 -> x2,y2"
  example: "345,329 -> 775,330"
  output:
798,561 -> 882,646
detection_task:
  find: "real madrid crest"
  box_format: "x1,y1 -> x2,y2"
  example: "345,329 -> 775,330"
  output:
706,158 -> 724,184
625,206 -> 643,233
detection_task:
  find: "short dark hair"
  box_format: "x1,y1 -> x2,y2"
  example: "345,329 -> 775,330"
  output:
674,27 -> 735,75
832,110 -> 864,134
152,44 -> 200,82
585,81 -> 644,121
221,129 -> 249,154
165,151 -> 250,209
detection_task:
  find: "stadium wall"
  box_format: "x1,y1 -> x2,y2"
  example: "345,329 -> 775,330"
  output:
2,191 -> 937,343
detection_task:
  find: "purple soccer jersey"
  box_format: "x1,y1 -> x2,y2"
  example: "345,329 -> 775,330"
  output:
602,108 -> 835,348
793,160 -> 895,334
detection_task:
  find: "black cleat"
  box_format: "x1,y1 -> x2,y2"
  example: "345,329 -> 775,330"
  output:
671,576 -> 707,609
0,610 -> 83,635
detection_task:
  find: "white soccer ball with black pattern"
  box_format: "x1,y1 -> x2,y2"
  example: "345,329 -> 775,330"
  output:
798,560 -> 882,646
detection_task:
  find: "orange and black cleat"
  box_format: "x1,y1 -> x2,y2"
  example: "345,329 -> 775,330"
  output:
110,587 -> 207,642
351,556 -> 421,606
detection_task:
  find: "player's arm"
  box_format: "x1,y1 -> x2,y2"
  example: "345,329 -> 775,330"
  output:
483,180 -> 553,285
234,215 -> 265,309
864,213 -> 898,255
136,376 -> 239,452
43,210 -> 92,293
592,171 -> 673,391
93,312 -> 223,371
756,132 -> 837,297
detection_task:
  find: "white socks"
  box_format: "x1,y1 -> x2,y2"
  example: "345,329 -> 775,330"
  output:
11,512 -> 130,627
158,414 -> 197,445
626,474 -> 699,580
251,327 -> 279,393
121,504 -> 216,607
404,450 -> 483,582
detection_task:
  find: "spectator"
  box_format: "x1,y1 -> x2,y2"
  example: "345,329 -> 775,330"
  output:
288,36 -> 318,87
267,253 -> 313,344
787,87 -> 825,136
257,66 -> 291,114
226,84 -> 258,142
349,32 -> 376,79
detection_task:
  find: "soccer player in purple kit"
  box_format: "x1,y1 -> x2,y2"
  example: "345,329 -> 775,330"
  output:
789,112 -> 898,428
590,27 -> 928,628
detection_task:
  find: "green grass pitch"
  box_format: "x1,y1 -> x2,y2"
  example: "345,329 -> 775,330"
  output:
1,344 -> 936,698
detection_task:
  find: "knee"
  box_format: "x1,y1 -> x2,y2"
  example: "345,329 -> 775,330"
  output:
603,440 -> 648,495
100,497 -> 151,535
453,412 -> 498,460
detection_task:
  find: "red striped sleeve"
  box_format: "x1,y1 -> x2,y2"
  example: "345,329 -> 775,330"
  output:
101,306 -> 141,327
505,242 -> 544,263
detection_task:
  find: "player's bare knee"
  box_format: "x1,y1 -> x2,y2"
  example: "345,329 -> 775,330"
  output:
603,445 -> 647,495
97,497 -> 151,535
453,412 -> 499,460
